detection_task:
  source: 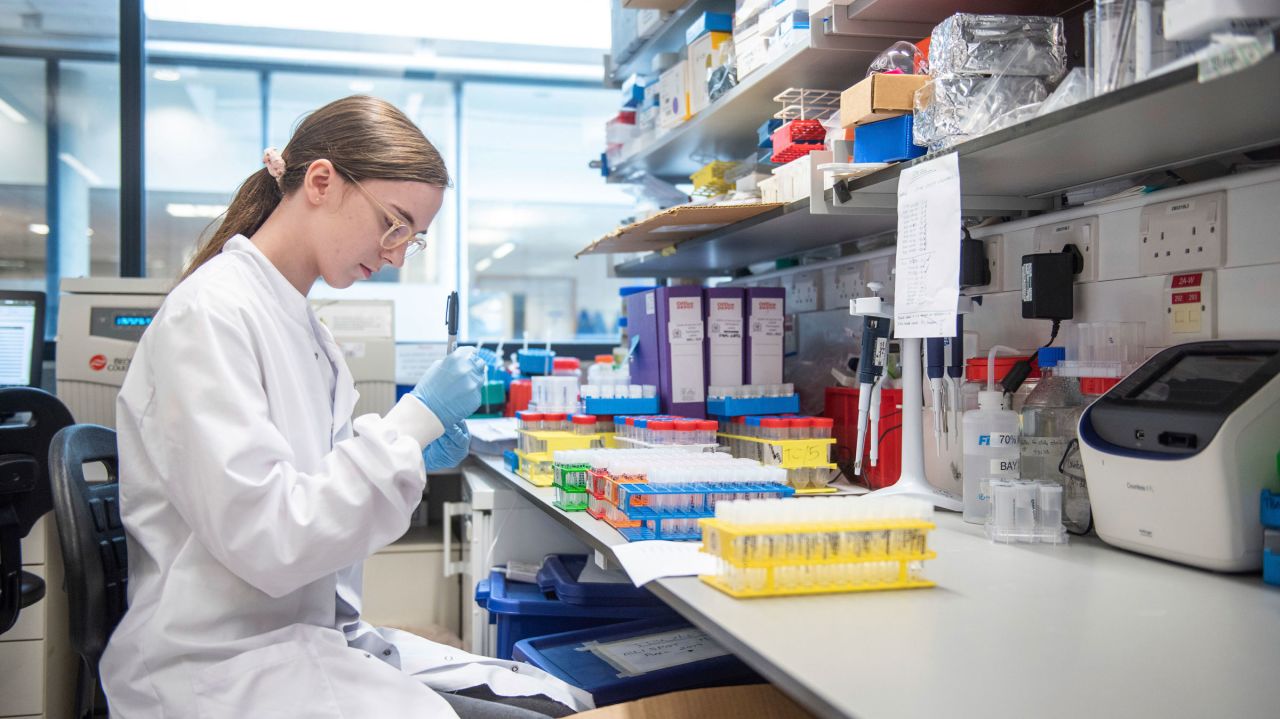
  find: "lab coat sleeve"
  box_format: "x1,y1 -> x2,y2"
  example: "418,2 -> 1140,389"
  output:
143,300 -> 433,599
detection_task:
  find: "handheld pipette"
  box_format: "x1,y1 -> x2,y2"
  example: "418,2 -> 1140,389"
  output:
853,284 -> 892,475
445,290 -> 460,354
945,315 -> 965,449
868,374 -> 884,467
926,338 -> 945,456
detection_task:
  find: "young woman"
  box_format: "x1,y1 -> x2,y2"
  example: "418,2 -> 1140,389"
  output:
101,96 -> 591,718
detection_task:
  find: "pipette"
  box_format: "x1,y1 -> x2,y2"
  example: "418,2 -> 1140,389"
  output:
945,315 -> 965,449
853,283 -> 892,475
445,290 -> 459,354
926,337 -> 945,456
868,374 -> 884,467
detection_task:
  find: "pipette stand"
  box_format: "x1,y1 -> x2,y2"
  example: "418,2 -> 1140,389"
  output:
851,295 -> 963,512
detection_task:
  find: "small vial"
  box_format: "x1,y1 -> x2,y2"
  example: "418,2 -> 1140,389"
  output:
642,385 -> 657,399
761,418 -> 785,442
525,412 -> 544,432
812,417 -> 834,439
629,385 -> 643,399
1014,482 -> 1037,535
675,420 -> 699,445
573,414 -> 597,435
782,383 -> 794,396
581,384 -> 597,399
600,384 -> 616,399
597,415 -> 614,435
636,418 -> 651,443
544,413 -> 567,432
700,420 -> 718,445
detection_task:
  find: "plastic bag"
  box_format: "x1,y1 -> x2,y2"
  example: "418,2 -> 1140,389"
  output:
1036,67 -> 1093,117
707,41 -> 738,103
866,40 -> 923,77
929,13 -> 1067,81
913,74 -> 1048,152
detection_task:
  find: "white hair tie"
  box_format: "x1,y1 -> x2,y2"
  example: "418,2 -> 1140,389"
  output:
262,147 -> 286,187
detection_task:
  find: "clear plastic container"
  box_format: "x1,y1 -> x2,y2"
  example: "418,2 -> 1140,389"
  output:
1019,347 -> 1087,532
792,417 -> 813,440
675,420 -> 699,445
962,390 -> 1021,524
649,420 -> 674,445
699,420 -> 718,445
544,413 -> 567,432
761,418 -> 786,442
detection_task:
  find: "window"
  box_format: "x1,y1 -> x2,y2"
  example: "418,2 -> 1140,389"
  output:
462,83 -> 640,343
0,58 -> 48,295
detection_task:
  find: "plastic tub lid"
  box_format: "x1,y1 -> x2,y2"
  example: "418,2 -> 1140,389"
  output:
965,355 -> 1040,383
760,418 -> 785,429
543,413 -> 567,422
573,415 -> 597,425
791,417 -> 813,430
510,617 -> 758,707
813,417 -> 835,429
648,420 -> 674,431
675,420 -> 699,432
535,555 -> 665,607
699,420 -> 719,431
481,570 -> 673,620
553,357 -> 581,370
523,412 -> 545,421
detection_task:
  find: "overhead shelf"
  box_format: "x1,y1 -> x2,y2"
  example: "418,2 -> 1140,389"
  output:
608,0 -> 721,84
612,27 -> 897,182
612,37 -> 1280,278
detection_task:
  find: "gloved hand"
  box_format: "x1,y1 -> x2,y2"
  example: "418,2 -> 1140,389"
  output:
424,422 -> 471,471
410,347 -> 485,428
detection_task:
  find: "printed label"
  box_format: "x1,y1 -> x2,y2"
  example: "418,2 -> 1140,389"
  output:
645,293 -> 655,315
710,318 -> 742,340
978,433 -> 1018,447
1171,272 -> 1202,288
1171,291 -> 1201,305
750,317 -> 785,338
1167,201 -> 1193,213
668,321 -> 705,343
1021,262 -> 1033,302
989,457 -> 1020,475
873,337 -> 889,367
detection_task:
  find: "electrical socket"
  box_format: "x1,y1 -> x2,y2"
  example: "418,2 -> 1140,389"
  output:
1139,191 -> 1226,275
790,271 -> 821,313
833,263 -> 867,306
1034,216 -> 1098,282
967,234 -> 1004,294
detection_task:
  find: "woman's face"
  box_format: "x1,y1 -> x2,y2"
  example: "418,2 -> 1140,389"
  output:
314,176 -> 444,289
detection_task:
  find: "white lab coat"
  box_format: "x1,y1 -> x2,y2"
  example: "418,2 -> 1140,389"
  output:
101,236 -> 592,718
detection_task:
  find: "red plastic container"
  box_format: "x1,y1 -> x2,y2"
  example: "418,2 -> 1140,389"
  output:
823,386 -> 904,490
506,379 -> 532,416
964,355 -> 1040,385
769,119 -> 826,163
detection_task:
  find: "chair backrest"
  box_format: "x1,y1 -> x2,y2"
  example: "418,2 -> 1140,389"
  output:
49,424 -> 125,672
0,388 -> 75,634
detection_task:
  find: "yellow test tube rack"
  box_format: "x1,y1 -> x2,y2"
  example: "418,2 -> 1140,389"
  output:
697,516 -> 937,598
717,434 -> 838,493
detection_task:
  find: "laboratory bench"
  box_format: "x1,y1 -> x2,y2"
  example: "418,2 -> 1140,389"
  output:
464,451 -> 1280,719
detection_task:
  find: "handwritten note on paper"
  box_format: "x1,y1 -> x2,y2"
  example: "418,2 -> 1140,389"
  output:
584,628 -> 730,677
893,152 -> 962,338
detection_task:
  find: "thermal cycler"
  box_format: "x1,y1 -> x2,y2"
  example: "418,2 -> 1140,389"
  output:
1079,340 -> 1280,571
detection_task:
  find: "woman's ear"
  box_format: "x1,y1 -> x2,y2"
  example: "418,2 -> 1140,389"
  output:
303,159 -> 336,206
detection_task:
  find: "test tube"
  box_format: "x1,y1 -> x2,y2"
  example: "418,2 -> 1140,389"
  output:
636,418 -> 650,443
675,420 -> 699,445
761,418 -> 785,442
700,420 -> 718,445
597,415 -> 614,435
544,413 -> 567,432
782,383 -> 794,397
642,385 -> 656,399
573,414 -> 597,436
1037,482 -> 1064,533
812,417 -> 833,439
629,385 -> 643,399
990,480 -> 1016,536
1014,482 -> 1036,535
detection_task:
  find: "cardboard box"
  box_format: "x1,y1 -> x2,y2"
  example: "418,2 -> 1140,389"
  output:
685,11 -> 733,44
705,288 -> 746,387
636,8 -> 666,38
735,26 -> 771,79
626,287 -> 708,418
657,60 -> 690,130
686,31 -> 732,116
853,114 -> 925,163
572,684 -> 814,718
745,288 -> 785,385
839,73 -> 928,128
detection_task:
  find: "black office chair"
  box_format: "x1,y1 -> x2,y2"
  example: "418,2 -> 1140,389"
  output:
49,424 -> 126,719
0,387 -> 75,635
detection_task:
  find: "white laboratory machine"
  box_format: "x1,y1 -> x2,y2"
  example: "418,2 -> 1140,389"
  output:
55,278 -> 171,427
311,299 -> 397,418
1079,340 -> 1280,571
451,460 -> 588,656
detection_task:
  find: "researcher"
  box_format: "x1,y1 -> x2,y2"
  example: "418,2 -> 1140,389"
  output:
101,95 -> 592,719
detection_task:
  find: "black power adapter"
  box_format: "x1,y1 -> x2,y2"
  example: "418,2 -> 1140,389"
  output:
1020,249 -> 1079,320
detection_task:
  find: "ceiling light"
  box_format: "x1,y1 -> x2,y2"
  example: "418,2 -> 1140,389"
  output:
28,223 -> 49,235
0,97 -> 28,124
166,203 -> 228,218
491,242 -> 516,259
59,153 -> 104,186
152,68 -> 182,82
474,257 -> 492,272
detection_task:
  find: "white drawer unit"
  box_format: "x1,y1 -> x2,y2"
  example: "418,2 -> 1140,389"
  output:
0,640 -> 44,717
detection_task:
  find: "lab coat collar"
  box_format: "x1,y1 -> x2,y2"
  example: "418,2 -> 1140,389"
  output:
222,235 -> 311,330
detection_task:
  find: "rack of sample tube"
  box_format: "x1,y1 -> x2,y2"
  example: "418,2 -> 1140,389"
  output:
699,497 -> 938,598
515,412 -> 609,486
717,416 -> 838,493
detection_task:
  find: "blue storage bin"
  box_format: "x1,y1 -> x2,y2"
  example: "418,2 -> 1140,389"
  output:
475,571 -> 675,660
706,394 -> 800,417
582,397 -> 660,416
536,555 -> 665,608
757,118 -> 783,148
853,114 -> 926,163
512,618 -> 760,706
517,348 -> 555,376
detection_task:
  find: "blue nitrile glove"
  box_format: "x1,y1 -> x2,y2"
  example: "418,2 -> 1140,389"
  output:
410,346 -> 486,428
424,423 -> 471,471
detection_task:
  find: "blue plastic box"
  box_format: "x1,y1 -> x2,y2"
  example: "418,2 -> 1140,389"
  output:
685,12 -> 733,44
512,618 -> 760,706
536,555 -> 665,608
475,571 -> 675,660
517,348 -> 555,376
706,394 -> 800,417
853,114 -> 926,163
582,397 -> 660,416
1265,529 -> 1280,586
1261,489 -> 1280,529
757,118 -> 783,148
